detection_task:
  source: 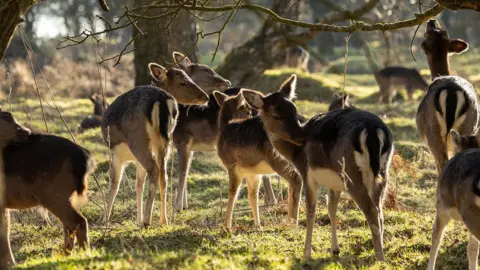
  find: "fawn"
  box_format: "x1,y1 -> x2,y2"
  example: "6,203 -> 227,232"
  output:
243,74 -> 394,260
101,63 -> 208,227
214,78 -> 309,228
0,110 -> 93,265
375,66 -> 428,104
284,46 -> 310,73
78,93 -> 108,133
416,19 -> 479,173
427,129 -> 480,270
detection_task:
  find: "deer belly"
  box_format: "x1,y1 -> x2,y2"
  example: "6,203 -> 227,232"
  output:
5,178 -> 38,208
308,168 -> 346,191
238,161 -> 276,175
191,142 -> 215,152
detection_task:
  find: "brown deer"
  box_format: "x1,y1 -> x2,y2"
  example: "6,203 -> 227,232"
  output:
78,94 -> 108,134
101,63 -> 208,227
0,110 -> 94,265
214,79 -> 306,228
243,74 -> 394,261
428,129 -> 480,270
416,19 -> 479,174
375,66 -> 428,104
284,46 -> 310,73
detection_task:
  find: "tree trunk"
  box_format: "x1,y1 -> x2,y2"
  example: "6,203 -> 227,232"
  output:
216,0 -> 303,87
134,4 -> 197,86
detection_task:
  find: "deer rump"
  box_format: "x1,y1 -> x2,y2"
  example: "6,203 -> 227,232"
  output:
3,134 -> 93,207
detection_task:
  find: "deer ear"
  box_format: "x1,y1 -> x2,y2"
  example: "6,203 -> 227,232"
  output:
213,91 -> 228,106
448,39 -> 469,54
450,129 -> 461,146
278,74 -> 297,100
173,52 -> 192,70
242,90 -> 264,110
149,63 -> 168,83
343,94 -> 350,103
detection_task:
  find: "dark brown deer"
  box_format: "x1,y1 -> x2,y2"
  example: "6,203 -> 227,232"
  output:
101,63 -> 208,227
416,19 -> 479,174
375,66 -> 428,104
284,46 -> 310,73
78,94 -> 108,134
214,79 -> 305,228
428,129 -> 480,270
243,74 -> 394,261
0,110 -> 94,266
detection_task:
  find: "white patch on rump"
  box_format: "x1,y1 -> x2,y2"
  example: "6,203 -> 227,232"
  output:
307,167 -> 345,191
435,90 -> 448,142
353,128 -> 375,200
166,98 -> 178,136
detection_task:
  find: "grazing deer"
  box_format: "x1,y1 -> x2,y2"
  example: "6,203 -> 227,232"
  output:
0,110 -> 94,265
416,19 -> 479,173
173,52 -> 231,94
284,46 -> 310,73
214,80 -> 306,228
375,66 -> 428,104
78,94 -> 108,134
101,63 -> 208,227
243,74 -> 394,260
427,129 -> 480,270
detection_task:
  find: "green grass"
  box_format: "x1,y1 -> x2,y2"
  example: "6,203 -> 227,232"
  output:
2,70 -> 475,269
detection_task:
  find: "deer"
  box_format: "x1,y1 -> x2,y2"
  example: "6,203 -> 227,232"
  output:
375,66 -> 428,104
416,19 -> 479,174
78,93 -> 108,134
101,63 -> 209,228
427,129 -> 480,270
242,74 -> 394,261
284,46 -> 310,73
214,77 -> 314,228
0,109 -> 94,266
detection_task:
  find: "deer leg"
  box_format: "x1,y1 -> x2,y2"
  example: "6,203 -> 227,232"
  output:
176,142 -> 192,211
46,201 -> 89,253
272,163 -> 302,224
225,168 -> 243,228
427,207 -> 450,270
135,162 -> 147,227
1,210 -> 15,265
183,153 -> 193,209
304,171 -> 318,259
262,175 -> 277,206
327,189 -> 342,256
428,135 -> 448,174
351,188 -> 385,261
245,175 -> 261,227
467,234 -> 479,270
103,148 -> 127,223
156,149 -> 168,225
406,85 -> 414,100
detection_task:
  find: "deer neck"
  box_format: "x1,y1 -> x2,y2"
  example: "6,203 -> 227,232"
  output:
217,107 -> 235,134
268,133 -> 301,163
428,54 -> 450,79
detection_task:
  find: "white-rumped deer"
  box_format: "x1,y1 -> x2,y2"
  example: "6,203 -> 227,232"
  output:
0,110 -> 93,265
375,66 -> 428,104
416,19 -> 479,174
427,129 -> 480,270
101,63 -> 208,227
243,74 -> 394,261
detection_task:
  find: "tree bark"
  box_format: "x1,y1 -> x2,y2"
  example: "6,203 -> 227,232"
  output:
134,4 -> 198,86
216,0 -> 303,87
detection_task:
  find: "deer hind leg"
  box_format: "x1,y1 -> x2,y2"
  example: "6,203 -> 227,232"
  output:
225,168 -> 243,228
262,175 -> 277,206
46,200 -> 89,253
428,135 -> 448,174
176,142 -> 193,211
463,212 -> 480,270
327,189 -> 342,256
350,185 -> 385,261
467,234 -> 479,270
427,206 -> 450,270
245,175 -> 261,227
135,162 -> 147,227
304,170 -> 318,259
104,144 -> 130,223
183,153 -> 193,210
156,148 -> 169,225
1,210 -> 15,265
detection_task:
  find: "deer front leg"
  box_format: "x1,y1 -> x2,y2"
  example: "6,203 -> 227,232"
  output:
304,172 -> 318,259
262,175 -> 277,206
327,189 -> 341,256
225,168 -> 242,228
175,142 -> 193,211
135,162 -> 147,227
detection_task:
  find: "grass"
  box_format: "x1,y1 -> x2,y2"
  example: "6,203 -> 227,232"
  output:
2,69 -> 476,270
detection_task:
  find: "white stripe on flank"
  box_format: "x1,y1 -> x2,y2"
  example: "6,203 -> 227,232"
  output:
435,90 -> 448,141
166,99 -> 178,135
353,128 -> 375,201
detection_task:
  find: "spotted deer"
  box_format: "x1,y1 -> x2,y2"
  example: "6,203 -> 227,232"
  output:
0,110 -> 94,266
416,19 -> 479,174
375,66 -> 428,104
428,129 -> 480,270
214,79 -> 308,228
78,94 -> 108,133
101,63 -> 208,227
243,74 -> 394,260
